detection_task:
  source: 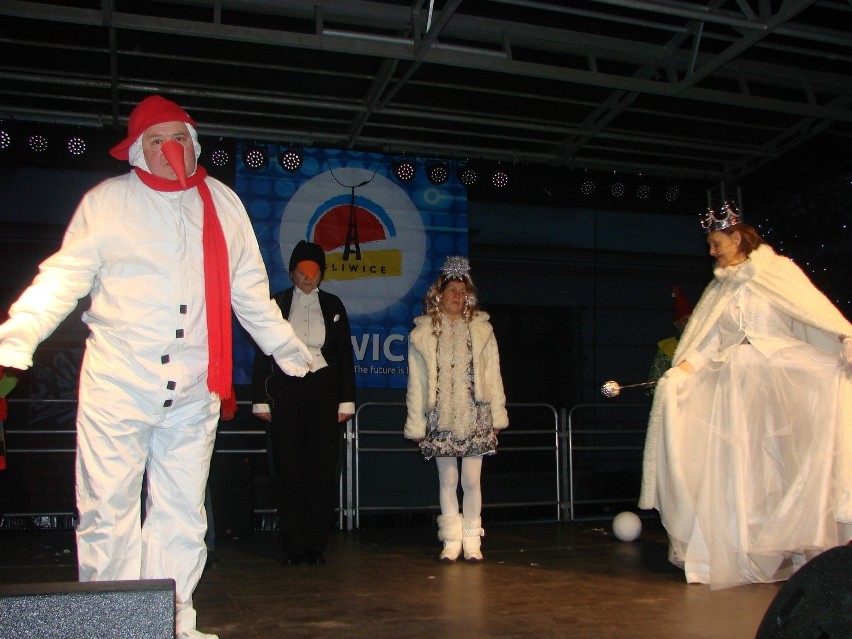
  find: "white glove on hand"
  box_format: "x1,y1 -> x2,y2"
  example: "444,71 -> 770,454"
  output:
0,316 -> 39,370
661,365 -> 691,397
0,344 -> 32,371
273,336 -> 313,378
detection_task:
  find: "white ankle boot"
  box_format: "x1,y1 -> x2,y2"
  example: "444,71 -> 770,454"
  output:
437,514 -> 463,562
463,517 -> 484,561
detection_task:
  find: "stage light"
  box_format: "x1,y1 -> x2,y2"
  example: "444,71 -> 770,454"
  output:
0,128 -> 11,151
636,184 -> 651,200
665,186 -> 679,202
208,138 -> 231,168
392,158 -> 416,183
242,143 -> 268,172
66,136 -> 86,157
610,180 -> 625,198
580,179 -> 595,195
278,146 -> 303,173
210,147 -> 230,168
28,133 -> 48,154
492,166 -> 509,189
426,161 -> 449,185
457,164 -> 478,187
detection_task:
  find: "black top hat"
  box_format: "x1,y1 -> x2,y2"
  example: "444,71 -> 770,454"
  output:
289,240 -> 326,275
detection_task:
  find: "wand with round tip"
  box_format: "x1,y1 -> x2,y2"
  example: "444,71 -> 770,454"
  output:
600,380 -> 656,398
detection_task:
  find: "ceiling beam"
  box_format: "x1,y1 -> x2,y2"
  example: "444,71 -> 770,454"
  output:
0,1 -> 849,123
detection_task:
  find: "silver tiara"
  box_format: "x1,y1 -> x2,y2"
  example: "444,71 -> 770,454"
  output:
700,201 -> 742,234
441,256 -> 470,279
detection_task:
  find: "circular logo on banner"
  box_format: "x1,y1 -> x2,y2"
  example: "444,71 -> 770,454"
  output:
279,167 -> 427,316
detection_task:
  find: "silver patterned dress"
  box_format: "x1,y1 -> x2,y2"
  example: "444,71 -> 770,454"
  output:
419,319 -> 498,460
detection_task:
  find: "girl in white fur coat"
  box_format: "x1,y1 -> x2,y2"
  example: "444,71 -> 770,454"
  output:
639,203 -> 852,589
405,256 -> 508,562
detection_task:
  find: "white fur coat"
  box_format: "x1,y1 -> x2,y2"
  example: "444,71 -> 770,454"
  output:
639,244 -> 852,520
404,312 -> 508,440
674,244 -> 850,365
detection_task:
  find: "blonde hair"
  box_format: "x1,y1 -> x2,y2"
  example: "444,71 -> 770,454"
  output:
423,272 -> 480,335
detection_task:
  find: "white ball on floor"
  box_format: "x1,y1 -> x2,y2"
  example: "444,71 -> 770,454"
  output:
612,511 -> 642,542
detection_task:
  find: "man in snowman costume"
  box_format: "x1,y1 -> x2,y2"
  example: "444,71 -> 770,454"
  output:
0,95 -> 311,639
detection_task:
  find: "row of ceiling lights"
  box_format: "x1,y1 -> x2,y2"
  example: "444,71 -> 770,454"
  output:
0,127 -> 88,157
394,159 -> 680,201
578,176 -> 680,202
240,143 -> 302,173
0,128 -> 681,203
212,145 -> 683,202
391,158 -> 510,189
0,127 -> 300,172
0,129 -> 473,186
239,144 -> 504,189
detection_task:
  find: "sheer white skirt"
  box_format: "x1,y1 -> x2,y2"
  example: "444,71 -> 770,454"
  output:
655,343 -> 844,588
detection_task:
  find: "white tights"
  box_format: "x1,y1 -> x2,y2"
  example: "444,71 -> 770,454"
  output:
436,456 -> 483,519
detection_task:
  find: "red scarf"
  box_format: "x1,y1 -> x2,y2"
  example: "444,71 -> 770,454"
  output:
134,166 -> 233,400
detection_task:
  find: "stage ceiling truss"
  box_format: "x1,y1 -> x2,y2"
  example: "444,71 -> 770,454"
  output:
0,0 -> 850,182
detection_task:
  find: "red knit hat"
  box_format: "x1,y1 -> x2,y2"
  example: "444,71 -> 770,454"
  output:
671,285 -> 693,322
109,95 -> 196,160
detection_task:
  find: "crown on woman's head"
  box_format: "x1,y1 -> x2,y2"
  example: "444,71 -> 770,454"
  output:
700,201 -> 742,235
441,256 -> 471,279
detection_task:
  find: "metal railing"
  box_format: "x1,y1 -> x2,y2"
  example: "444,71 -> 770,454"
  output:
350,401 -> 560,530
562,403 -> 648,521
3,397 -> 650,528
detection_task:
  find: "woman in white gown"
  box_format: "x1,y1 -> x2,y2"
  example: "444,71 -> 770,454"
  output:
639,201 -> 851,588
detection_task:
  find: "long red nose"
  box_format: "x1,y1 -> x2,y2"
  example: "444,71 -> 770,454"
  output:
161,140 -> 187,188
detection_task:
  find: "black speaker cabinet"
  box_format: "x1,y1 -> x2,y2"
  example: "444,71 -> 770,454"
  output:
0,579 -> 175,639
755,545 -> 852,639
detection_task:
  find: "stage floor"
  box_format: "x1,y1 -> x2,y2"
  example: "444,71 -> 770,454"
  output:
0,517 -> 783,638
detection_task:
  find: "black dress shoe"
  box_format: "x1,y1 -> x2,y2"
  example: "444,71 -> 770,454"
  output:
305,551 -> 326,566
281,552 -> 304,566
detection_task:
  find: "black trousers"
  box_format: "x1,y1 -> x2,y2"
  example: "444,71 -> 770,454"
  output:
268,366 -> 342,554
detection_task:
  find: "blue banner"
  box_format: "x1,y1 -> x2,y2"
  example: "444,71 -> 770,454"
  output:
233,147 -> 468,388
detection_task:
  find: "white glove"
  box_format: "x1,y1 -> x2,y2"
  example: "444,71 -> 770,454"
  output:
0,344 -> 33,371
661,365 -> 691,397
0,316 -> 39,370
272,336 -> 312,378
841,337 -> 852,372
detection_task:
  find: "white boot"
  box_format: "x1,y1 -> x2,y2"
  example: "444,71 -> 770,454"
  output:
463,517 -> 484,562
437,514 -> 463,562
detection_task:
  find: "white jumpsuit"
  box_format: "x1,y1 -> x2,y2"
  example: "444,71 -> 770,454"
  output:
0,171 -> 305,632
